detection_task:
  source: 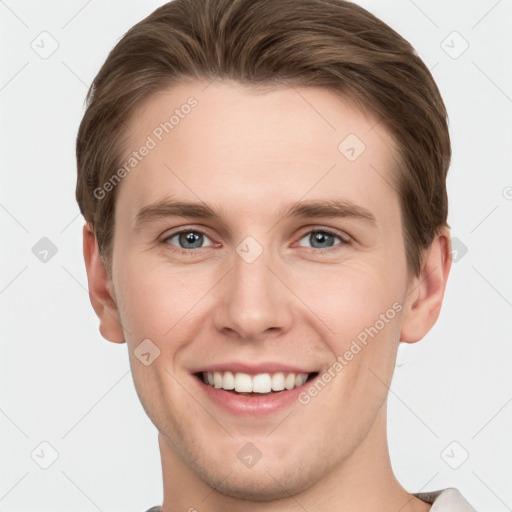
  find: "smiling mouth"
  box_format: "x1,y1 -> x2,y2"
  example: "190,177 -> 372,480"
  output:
195,371 -> 319,395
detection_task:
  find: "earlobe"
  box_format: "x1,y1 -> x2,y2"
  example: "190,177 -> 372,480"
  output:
400,228 -> 452,343
82,223 -> 125,344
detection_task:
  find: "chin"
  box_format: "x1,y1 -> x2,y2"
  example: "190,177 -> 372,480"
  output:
191,455 -> 318,502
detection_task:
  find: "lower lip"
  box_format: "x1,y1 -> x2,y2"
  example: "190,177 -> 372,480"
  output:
195,375 -> 315,417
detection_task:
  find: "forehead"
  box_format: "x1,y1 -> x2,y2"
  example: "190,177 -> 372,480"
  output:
117,80 -> 400,228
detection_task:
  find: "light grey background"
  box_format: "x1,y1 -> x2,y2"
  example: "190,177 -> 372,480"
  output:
1,0 -> 511,510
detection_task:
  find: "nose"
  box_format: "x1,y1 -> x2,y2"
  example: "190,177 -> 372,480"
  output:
212,248 -> 294,342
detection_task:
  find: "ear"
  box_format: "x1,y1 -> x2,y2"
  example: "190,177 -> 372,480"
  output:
83,223 -> 125,344
400,227 -> 452,343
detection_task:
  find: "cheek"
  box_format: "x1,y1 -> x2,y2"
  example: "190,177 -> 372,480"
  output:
114,256 -> 211,342
294,261 -> 405,346
295,262 -> 405,412
112,261 -> 208,434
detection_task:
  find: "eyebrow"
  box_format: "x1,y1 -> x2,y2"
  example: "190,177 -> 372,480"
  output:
279,199 -> 376,225
134,198 -> 377,229
135,199 -> 221,230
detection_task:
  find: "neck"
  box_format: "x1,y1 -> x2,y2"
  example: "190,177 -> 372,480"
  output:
158,405 -> 430,512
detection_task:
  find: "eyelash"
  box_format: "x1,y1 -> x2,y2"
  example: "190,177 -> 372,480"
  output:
161,227 -> 351,256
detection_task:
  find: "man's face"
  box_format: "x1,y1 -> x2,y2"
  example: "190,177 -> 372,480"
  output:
109,81 -> 413,499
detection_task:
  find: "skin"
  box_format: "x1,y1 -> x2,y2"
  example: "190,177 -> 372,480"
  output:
83,80 -> 451,511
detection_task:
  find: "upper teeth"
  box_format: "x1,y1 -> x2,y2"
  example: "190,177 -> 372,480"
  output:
202,371 -> 309,393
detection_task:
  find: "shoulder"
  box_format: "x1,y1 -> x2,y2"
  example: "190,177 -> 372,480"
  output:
144,507 -> 161,512
415,488 -> 478,511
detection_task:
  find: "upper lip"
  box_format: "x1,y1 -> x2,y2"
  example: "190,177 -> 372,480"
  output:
192,361 -> 317,375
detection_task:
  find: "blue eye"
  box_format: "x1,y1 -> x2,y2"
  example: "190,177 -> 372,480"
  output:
165,230 -> 214,250
162,227 -> 348,255
297,230 -> 344,249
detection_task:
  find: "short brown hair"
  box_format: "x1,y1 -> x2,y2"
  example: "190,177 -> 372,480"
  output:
76,0 -> 451,277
